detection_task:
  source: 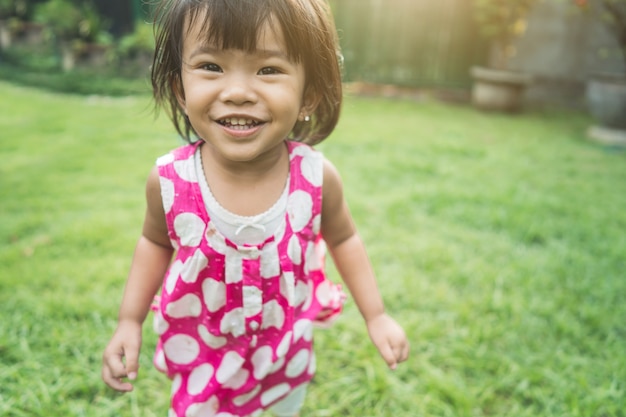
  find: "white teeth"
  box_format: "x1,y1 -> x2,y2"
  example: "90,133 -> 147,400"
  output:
223,117 -> 255,126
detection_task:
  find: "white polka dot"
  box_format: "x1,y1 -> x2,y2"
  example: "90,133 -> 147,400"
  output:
160,177 -> 175,214
216,351 -> 245,384
317,239 -> 326,256
251,345 -> 274,380
171,373 -> 183,395
233,386 -> 261,406
260,383 -> 291,407
165,260 -> 184,294
157,153 -> 175,166
312,214 -> 321,235
182,250 -> 209,284
154,348 -> 167,372
293,319 -> 313,342
198,324 -> 227,349
290,143 -> 315,160
174,213 -> 205,247
163,334 -> 200,365
261,300 -> 285,330
301,281 -> 314,312
276,331 -> 293,358
153,310 -> 169,335
315,280 -> 332,308
287,190 -> 313,233
222,367 -> 249,390
174,155 -> 197,183
287,235 -> 302,265
205,223 -> 227,254
286,349 -> 310,378
280,272 -> 295,306
304,241 -> 325,274
202,278 -> 226,313
300,152 -> 323,187
166,293 -> 202,318
260,244 -> 280,278
269,356 -> 285,375
311,240 -> 326,271
243,285 -> 263,317
187,363 -> 214,396
185,396 -> 219,417
294,280 -> 309,307
220,308 -> 245,337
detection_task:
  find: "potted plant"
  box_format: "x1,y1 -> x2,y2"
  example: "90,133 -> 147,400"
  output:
34,0 -> 109,71
470,0 -> 540,112
576,0 -> 626,145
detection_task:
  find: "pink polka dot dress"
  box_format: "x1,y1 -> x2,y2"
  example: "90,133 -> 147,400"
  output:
152,140 -> 345,417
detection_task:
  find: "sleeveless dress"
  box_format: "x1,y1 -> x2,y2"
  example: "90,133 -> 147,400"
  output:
152,140 -> 344,417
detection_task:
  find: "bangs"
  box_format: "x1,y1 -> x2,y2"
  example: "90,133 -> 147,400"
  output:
186,0 -> 302,62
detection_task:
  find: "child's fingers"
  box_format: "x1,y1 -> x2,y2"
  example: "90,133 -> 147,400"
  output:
384,334 -> 409,370
102,342 -> 139,391
122,342 -> 140,380
102,362 -> 134,392
377,342 -> 399,369
102,347 -> 126,377
392,340 -> 410,365
101,350 -> 134,392
366,314 -> 409,369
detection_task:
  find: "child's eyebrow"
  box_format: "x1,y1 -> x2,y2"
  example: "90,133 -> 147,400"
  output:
189,43 -> 289,61
255,49 -> 290,61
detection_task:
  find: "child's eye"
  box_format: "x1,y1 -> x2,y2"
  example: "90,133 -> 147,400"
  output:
201,63 -> 222,72
258,67 -> 281,75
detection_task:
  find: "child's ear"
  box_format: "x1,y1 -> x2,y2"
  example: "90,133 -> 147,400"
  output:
299,88 -> 322,121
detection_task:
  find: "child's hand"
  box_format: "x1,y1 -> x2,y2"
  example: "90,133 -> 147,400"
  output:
366,313 -> 410,370
102,320 -> 143,392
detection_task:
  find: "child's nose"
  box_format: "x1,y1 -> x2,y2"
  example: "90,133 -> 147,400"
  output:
219,74 -> 258,105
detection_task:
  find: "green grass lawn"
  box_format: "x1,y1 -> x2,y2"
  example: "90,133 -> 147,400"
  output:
1,80 -> 625,417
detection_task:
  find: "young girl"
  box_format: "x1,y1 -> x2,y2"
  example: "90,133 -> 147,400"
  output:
102,1 -> 409,416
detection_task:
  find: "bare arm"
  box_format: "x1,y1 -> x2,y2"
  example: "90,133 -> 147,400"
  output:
102,166 -> 174,391
321,159 -> 409,369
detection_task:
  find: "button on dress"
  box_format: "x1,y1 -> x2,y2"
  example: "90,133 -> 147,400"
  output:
152,140 -> 345,417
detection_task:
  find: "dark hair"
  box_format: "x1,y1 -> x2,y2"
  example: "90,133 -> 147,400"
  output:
151,0 -> 343,145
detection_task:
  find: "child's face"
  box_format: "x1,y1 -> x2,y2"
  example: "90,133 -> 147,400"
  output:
177,14 -> 309,163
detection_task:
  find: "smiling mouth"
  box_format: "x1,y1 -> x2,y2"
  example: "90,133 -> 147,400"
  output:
218,117 -> 262,130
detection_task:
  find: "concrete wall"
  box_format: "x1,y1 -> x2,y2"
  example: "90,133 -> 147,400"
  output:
508,0 -> 624,108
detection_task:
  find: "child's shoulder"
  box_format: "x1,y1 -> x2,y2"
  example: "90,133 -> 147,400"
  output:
287,140 -> 324,160
156,141 -> 201,165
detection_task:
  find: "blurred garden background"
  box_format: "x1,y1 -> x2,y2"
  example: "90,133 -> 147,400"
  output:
1,0 -> 626,416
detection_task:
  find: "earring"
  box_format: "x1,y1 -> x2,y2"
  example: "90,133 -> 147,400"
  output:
304,115 -> 311,122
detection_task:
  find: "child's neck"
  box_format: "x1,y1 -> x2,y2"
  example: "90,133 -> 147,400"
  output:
198,141 -> 290,217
